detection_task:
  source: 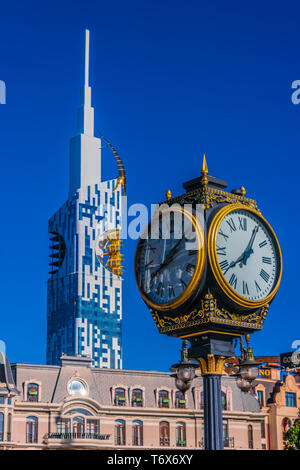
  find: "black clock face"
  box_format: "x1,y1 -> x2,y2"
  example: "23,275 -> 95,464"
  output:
135,207 -> 205,310
209,204 -> 282,308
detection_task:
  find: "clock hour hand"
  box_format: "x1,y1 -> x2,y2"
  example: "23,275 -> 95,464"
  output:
223,253 -> 245,274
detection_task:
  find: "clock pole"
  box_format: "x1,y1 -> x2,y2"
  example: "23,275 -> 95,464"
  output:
188,337 -> 235,450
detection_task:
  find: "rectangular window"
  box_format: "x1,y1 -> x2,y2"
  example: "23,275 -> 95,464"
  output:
86,419 -> 99,437
257,390 -> 264,407
0,397 -> 4,404
260,420 -> 265,438
285,392 -> 296,407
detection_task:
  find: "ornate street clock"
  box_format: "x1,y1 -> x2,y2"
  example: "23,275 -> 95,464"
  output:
134,156 -> 282,343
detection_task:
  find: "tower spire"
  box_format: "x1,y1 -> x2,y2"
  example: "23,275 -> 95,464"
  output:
77,28 -> 94,137
84,29 -> 89,88
69,29 -> 101,197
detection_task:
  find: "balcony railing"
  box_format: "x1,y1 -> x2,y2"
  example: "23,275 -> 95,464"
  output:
160,437 -> 170,446
114,397 -> 126,406
46,432 -> 110,440
26,433 -> 38,443
224,437 -> 235,448
199,436 -> 234,449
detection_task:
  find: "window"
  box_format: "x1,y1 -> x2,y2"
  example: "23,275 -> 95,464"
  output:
175,391 -> 186,409
223,421 -> 231,447
285,392 -> 296,407
7,398 -> 11,405
26,416 -> 38,443
68,380 -> 87,397
158,390 -> 170,408
7,414 -> 11,442
115,388 -> 126,406
200,391 -> 204,409
132,420 -> 143,446
27,383 -> 39,402
86,419 -> 99,438
257,390 -> 264,407
132,389 -> 143,407
0,396 -> 4,404
0,413 -> 3,442
176,422 -> 186,447
248,425 -> 253,449
159,421 -> 170,446
221,391 -> 227,411
261,420 -> 265,439
115,420 -> 126,445
73,416 -> 84,436
282,417 -> 292,433
57,418 -> 71,435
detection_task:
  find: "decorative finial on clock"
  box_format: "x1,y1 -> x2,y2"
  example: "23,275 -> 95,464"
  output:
240,186 -> 246,197
165,189 -> 172,201
201,154 -> 208,186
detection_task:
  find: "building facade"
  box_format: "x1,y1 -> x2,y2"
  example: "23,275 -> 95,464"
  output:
47,30 -> 123,369
0,353 -> 267,450
253,361 -> 300,450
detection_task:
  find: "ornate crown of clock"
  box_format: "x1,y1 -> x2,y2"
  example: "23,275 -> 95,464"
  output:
134,156 -> 282,343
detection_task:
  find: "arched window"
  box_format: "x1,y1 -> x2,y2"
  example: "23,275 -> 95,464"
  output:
115,388 -> 126,406
68,380 -> 87,397
221,391 -> 227,411
27,383 -> 39,402
176,422 -> 186,447
248,425 -> 253,449
158,390 -> 170,408
132,420 -> 143,446
73,416 -> 84,437
159,421 -> 170,446
132,389 -> 143,407
26,416 -> 38,443
0,413 -> 3,442
175,391 -> 186,409
115,419 -> 126,445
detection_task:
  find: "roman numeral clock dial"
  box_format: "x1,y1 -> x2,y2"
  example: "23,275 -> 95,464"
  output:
134,206 -> 205,311
208,204 -> 282,309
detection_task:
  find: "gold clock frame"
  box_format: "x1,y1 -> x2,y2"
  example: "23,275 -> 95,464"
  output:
135,206 -> 206,311
208,203 -> 282,309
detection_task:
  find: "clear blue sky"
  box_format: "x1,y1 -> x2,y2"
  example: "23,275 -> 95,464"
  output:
0,0 -> 299,371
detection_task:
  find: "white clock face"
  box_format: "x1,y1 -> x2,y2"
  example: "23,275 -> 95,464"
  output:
215,208 -> 279,301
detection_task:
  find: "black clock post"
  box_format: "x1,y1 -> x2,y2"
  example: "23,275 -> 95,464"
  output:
134,156 -> 282,451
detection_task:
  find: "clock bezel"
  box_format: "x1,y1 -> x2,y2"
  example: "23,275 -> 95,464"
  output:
208,203 -> 282,309
134,205 -> 206,311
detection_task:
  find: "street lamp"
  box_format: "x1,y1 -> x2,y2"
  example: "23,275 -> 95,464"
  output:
236,336 -> 259,393
171,341 -> 197,393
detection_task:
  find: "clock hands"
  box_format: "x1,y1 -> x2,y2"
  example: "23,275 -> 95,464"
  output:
150,237 -> 185,281
241,225 -> 259,266
223,226 -> 259,275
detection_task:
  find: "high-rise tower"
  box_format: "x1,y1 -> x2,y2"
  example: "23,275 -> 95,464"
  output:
47,30 -> 124,368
